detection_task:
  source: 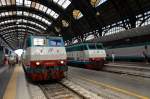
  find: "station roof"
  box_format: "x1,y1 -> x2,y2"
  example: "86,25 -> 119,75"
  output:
0,0 -> 150,50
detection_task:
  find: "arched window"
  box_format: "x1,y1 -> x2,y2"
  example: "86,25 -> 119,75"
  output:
104,26 -> 125,36
73,39 -> 78,44
86,35 -> 95,41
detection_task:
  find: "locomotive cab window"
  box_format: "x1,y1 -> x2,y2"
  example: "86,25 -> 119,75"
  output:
33,38 -> 46,46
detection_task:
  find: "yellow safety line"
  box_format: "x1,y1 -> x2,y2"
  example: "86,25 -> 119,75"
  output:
77,75 -> 149,99
3,65 -> 19,99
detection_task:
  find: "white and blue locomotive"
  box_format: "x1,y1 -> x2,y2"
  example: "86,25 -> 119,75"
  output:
66,43 -> 106,70
22,36 -> 67,81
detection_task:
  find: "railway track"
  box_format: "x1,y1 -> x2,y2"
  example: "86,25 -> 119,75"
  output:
39,82 -> 83,99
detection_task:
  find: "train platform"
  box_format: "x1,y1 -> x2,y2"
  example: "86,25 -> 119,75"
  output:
106,62 -> 150,67
68,66 -> 150,99
104,62 -> 150,77
0,65 -> 13,99
1,64 -> 150,99
2,65 -> 30,99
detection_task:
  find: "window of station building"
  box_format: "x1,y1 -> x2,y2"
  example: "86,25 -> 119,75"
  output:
86,35 -> 95,41
136,11 -> 150,27
73,39 -> 78,44
103,26 -> 125,36
72,10 -> 83,20
90,0 -> 107,7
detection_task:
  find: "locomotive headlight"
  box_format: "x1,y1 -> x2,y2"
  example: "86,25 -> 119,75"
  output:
60,61 -> 64,64
36,62 -> 40,65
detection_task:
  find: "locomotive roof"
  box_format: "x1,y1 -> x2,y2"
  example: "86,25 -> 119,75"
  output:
28,35 -> 63,39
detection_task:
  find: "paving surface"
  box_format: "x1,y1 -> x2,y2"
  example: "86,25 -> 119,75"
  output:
68,66 -> 150,98
0,65 -> 13,99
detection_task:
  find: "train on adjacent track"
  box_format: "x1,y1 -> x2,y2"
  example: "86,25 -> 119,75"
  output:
22,36 -> 67,81
105,43 -> 150,62
8,51 -> 18,66
66,43 -> 106,70
0,46 -> 17,66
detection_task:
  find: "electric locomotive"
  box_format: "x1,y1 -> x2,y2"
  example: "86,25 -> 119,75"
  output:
66,43 -> 106,70
8,51 -> 18,65
22,36 -> 67,81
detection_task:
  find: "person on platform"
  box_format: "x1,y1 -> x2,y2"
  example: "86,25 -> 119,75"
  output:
143,45 -> 149,64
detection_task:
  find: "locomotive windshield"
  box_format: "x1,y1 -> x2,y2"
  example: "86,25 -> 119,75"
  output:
88,44 -> 96,49
48,39 -> 64,46
96,44 -> 103,49
33,38 -> 45,46
88,43 -> 104,49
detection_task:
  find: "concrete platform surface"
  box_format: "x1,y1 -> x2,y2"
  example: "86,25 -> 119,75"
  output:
68,66 -> 150,99
0,65 -> 13,99
3,65 -> 30,99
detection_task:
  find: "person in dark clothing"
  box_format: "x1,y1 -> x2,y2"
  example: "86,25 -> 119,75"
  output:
143,45 -> 149,64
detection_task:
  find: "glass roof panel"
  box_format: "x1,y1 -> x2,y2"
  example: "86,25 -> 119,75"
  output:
58,0 -> 66,5
53,13 -> 59,19
35,3 -> 40,9
6,0 -> 11,5
1,0 -> 7,6
46,8 -> 52,14
16,0 -> 23,5
1,12 -> 5,17
12,0 -> 16,5
31,1 -> 36,8
23,11 -> 29,16
53,0 -> 71,9
53,0 -> 59,3
62,0 -> 71,9
9,11 -> 13,15
17,11 -> 22,15
24,0 -> 31,7
97,0 -> 107,7
5,12 -> 9,16
39,4 -> 44,11
42,6 -> 47,13
12,11 -> 17,15
50,10 -> 55,16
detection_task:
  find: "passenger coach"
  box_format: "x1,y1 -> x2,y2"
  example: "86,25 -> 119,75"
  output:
66,43 -> 106,70
22,36 -> 67,81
